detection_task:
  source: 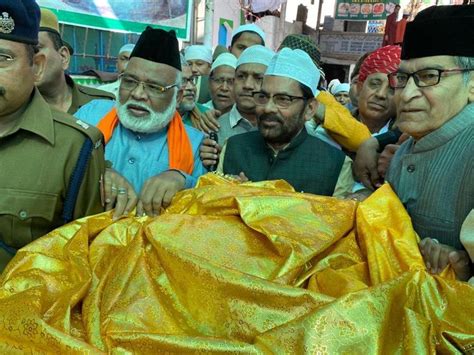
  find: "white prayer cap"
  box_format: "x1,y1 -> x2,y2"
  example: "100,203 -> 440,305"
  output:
331,83 -> 350,95
119,44 -> 135,54
266,48 -> 320,96
328,79 -> 341,92
237,45 -> 274,68
232,23 -> 266,44
184,45 -> 213,64
211,53 -> 237,73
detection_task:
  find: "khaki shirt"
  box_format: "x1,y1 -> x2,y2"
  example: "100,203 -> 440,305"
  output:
67,75 -> 115,114
0,89 -> 106,270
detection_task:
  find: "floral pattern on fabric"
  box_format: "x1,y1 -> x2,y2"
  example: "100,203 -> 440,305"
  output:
0,174 -> 472,354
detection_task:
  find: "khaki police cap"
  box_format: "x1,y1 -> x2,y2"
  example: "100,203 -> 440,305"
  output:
39,8 -> 60,35
39,8 -> 75,55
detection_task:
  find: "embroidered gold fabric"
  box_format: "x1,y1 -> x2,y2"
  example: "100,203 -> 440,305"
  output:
0,174 -> 472,354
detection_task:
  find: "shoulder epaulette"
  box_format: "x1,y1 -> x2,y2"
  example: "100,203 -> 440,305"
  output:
52,110 -> 104,148
77,85 -> 115,100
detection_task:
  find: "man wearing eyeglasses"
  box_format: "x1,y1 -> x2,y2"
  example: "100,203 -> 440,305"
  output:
75,27 -> 206,218
178,58 -> 210,128
199,46 -> 273,167
0,0 -> 105,271
384,5 -> 474,281
198,45 -> 268,136
216,48 -> 354,197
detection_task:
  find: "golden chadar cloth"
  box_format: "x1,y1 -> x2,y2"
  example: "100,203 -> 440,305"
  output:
0,174 -> 472,354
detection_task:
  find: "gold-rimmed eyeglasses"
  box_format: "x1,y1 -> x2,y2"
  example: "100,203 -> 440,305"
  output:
119,74 -> 178,97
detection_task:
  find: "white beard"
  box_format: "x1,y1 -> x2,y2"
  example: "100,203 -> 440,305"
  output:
116,93 -> 177,134
179,101 -> 196,113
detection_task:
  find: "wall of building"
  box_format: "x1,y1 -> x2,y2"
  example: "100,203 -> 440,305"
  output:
61,24 -> 140,74
257,16 -> 303,51
211,0 -> 243,48
207,1 -> 303,51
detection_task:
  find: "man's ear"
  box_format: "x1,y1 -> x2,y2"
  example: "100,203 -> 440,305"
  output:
58,45 -> 71,71
33,52 -> 46,84
176,88 -> 184,107
303,98 -> 319,122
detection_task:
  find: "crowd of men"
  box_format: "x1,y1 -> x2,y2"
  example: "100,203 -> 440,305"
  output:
0,0 -> 473,284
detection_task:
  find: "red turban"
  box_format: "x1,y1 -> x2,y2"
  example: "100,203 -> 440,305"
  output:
358,45 -> 401,83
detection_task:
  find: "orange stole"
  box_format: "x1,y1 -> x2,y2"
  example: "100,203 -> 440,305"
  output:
97,107 -> 194,174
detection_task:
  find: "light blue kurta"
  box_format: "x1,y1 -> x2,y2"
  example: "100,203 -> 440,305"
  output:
75,99 -> 206,193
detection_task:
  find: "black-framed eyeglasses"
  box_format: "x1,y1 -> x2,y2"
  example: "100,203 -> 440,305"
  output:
388,68 -> 474,89
252,92 -> 307,109
210,77 -> 234,87
119,74 -> 178,97
181,76 -> 197,86
0,53 -> 14,67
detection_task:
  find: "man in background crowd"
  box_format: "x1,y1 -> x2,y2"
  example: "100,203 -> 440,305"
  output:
383,4 -> 400,46
98,43 -> 135,97
184,44 -> 212,76
395,10 -> 410,45
199,45 -> 274,167
204,52 -> 237,114
348,51 -> 372,111
36,8 -> 114,114
179,56 -> 210,128
330,82 -> 351,107
184,44 -> 213,104
229,23 -> 265,58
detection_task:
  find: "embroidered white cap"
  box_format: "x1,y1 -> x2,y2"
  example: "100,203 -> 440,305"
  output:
236,45 -> 274,68
331,83 -> 350,95
184,45 -> 213,64
265,48 -> 320,96
232,23 -> 266,44
119,44 -> 135,54
211,53 -> 238,73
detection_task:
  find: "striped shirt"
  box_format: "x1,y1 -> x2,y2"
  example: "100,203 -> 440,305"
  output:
387,103 -> 474,249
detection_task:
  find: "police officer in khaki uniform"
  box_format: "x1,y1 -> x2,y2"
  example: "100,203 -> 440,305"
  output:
0,0 -> 105,271
36,8 -> 115,114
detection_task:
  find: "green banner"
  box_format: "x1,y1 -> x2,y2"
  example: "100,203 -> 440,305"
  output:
37,0 -> 193,40
335,0 -> 399,21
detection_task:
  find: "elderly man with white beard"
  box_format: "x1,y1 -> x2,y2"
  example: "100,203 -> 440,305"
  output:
178,56 -> 210,128
75,27 -> 206,218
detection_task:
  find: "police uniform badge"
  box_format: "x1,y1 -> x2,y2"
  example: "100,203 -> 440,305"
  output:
0,12 -> 15,34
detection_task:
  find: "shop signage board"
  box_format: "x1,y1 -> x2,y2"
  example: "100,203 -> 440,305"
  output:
335,0 -> 399,21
